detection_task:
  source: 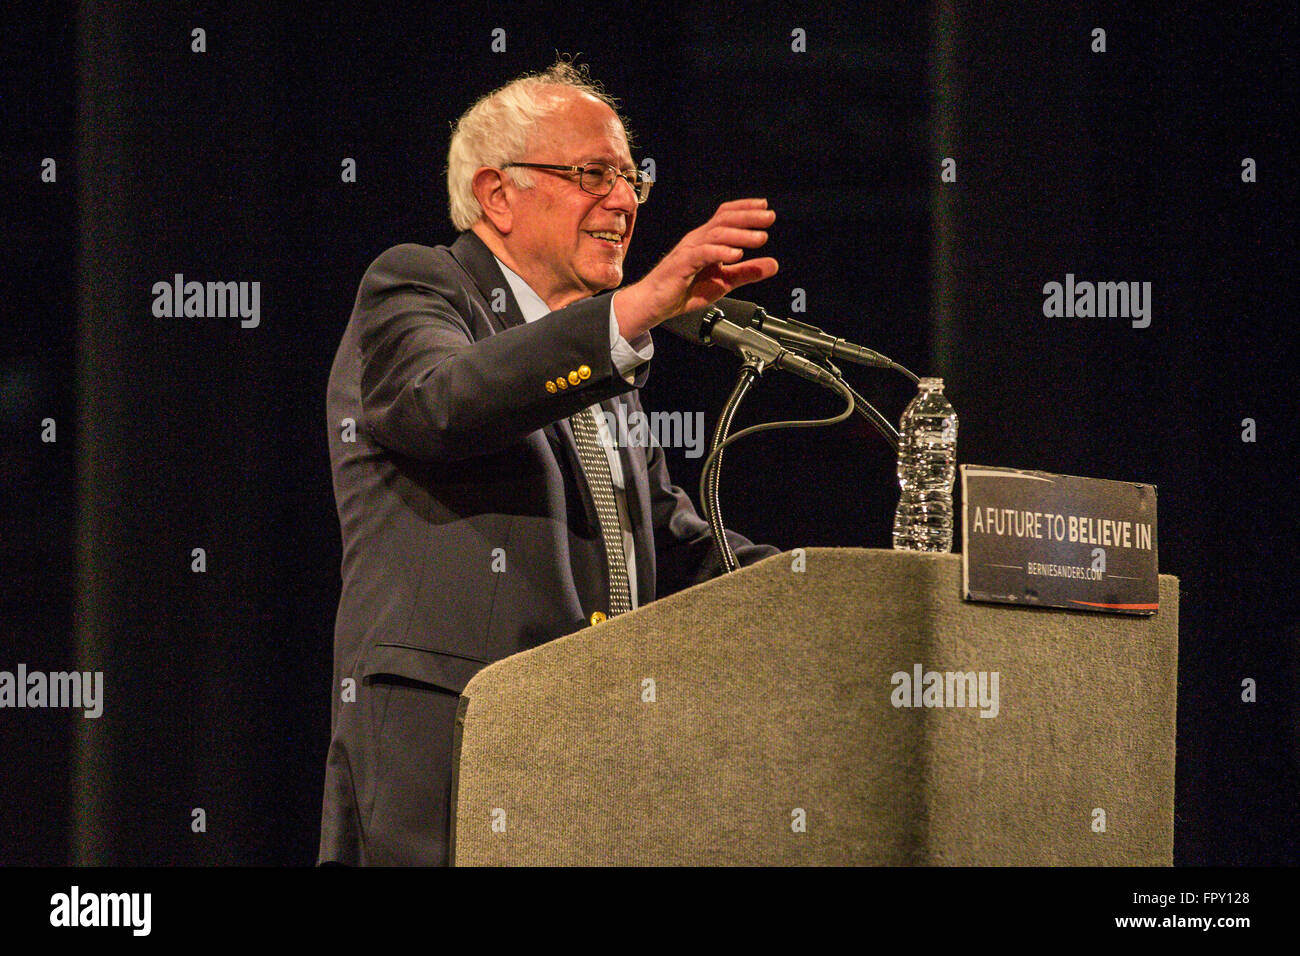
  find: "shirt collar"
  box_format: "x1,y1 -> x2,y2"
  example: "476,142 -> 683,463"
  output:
493,256 -> 549,324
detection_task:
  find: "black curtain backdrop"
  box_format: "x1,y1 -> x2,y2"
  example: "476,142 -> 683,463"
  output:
0,1 -> 1293,865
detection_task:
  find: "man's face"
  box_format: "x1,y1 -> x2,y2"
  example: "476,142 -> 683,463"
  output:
504,92 -> 638,309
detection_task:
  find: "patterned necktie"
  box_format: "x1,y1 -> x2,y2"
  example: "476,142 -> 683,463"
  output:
568,406 -> 632,616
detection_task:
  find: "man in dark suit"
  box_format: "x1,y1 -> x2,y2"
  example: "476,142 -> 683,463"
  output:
319,62 -> 780,865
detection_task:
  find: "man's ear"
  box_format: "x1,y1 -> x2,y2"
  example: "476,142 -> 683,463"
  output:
471,167 -> 513,234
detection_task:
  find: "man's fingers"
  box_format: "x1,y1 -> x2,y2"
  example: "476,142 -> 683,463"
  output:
712,256 -> 780,289
702,211 -> 776,236
677,202 -> 774,260
676,243 -> 748,274
673,221 -> 771,272
630,200 -> 778,329
713,198 -> 772,213
709,203 -> 775,223
700,225 -> 770,248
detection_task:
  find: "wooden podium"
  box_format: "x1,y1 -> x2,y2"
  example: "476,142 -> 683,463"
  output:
451,548 -> 1178,865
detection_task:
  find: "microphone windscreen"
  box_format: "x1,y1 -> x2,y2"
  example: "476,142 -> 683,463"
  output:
659,308 -> 713,345
705,297 -> 761,327
660,298 -> 761,345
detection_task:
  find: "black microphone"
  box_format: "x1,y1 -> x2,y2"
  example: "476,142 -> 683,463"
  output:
697,297 -> 893,368
660,302 -> 843,390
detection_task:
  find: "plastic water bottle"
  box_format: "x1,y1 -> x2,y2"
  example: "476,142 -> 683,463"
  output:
892,377 -> 958,552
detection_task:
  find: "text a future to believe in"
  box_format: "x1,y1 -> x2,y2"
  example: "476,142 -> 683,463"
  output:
972,507 -> 1154,551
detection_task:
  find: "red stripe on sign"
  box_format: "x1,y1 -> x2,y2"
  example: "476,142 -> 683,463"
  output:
1069,601 -> 1159,610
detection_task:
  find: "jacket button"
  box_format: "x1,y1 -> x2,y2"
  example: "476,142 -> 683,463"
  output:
568,370 -> 581,386
555,377 -> 568,390
577,365 -> 592,380
546,380 -> 557,394
589,611 -> 607,626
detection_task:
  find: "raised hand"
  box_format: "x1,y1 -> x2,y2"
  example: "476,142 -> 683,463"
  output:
613,199 -> 778,340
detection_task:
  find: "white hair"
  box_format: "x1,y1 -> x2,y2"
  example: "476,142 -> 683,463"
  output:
446,61 -> 631,231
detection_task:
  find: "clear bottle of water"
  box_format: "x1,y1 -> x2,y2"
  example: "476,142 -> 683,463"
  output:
892,377 -> 958,553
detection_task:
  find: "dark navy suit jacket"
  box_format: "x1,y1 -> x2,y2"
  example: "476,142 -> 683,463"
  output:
318,230 -> 776,864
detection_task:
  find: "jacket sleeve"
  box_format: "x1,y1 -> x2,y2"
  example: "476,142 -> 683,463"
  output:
355,243 -> 643,463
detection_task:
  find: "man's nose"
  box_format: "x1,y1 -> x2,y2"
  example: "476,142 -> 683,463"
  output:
602,174 -> 637,211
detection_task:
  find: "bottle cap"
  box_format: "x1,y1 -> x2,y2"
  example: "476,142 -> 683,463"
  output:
919,376 -> 944,390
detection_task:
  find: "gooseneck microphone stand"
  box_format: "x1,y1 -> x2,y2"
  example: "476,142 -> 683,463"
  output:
703,357 -> 764,574
698,310 -> 916,574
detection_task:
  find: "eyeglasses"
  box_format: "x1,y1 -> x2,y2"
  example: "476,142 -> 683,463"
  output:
503,161 -> 653,204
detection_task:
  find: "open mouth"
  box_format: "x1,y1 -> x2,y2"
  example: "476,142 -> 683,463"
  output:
585,230 -> 624,248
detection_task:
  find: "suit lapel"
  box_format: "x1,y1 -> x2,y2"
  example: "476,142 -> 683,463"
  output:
545,416 -> 600,533
448,231 -> 528,335
446,232 -> 602,534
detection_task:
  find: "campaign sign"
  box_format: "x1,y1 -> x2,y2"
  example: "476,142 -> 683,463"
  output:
960,466 -> 1159,615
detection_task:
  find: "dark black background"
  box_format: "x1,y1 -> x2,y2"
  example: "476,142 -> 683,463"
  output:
1,1 -> 1294,865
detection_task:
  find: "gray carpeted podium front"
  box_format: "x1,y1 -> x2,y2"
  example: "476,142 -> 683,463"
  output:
451,548 -> 1178,865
